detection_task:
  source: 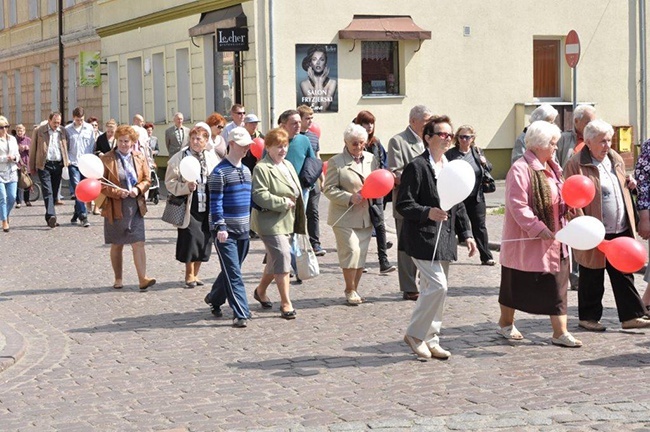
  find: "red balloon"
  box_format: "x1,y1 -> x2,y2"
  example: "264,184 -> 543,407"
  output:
597,238 -> 647,273
308,123 -> 321,138
562,175 -> 596,208
75,178 -> 102,202
251,138 -> 264,160
322,160 -> 328,176
361,169 -> 395,199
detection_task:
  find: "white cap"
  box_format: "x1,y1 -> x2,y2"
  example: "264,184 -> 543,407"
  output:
244,114 -> 260,124
228,127 -> 254,147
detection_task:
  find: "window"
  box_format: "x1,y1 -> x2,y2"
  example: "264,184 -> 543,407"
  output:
152,53 -> 166,123
176,48 -> 191,119
50,63 -> 58,112
108,61 -> 119,121
1,74 -> 8,117
533,39 -> 561,98
48,0 -> 57,15
29,0 -> 40,20
127,57 -> 143,121
34,67 -> 42,123
67,58 -> 77,117
14,71 -> 22,123
9,0 -> 16,26
0,1 -> 5,30
65,0 -> 75,8
361,41 -> 399,96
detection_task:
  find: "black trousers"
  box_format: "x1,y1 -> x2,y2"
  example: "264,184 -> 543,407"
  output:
370,199 -> 389,266
37,161 -> 63,221
306,182 -> 321,249
463,195 -> 493,263
578,231 -> 646,322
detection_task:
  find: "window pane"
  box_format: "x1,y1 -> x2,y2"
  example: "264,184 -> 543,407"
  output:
361,41 -> 399,95
533,40 -> 560,98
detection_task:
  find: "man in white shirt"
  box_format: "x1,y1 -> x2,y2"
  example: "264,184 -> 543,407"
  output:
65,106 -> 96,227
222,104 -> 246,140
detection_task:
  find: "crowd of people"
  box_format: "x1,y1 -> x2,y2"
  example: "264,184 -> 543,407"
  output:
2,102 -> 650,359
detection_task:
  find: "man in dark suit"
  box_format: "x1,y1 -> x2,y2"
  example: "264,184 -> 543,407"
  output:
29,112 -> 69,228
387,105 -> 432,300
164,112 -> 190,156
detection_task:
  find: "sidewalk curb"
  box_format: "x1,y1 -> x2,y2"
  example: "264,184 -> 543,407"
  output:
0,321 -> 26,373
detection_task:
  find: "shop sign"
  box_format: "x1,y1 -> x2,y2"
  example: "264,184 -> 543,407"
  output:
79,51 -> 101,87
296,44 -> 339,113
217,28 -> 249,52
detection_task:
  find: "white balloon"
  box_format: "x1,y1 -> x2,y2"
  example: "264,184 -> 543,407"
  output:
179,156 -> 201,182
61,167 -> 70,180
78,154 -> 104,179
555,216 -> 605,250
437,159 -> 476,211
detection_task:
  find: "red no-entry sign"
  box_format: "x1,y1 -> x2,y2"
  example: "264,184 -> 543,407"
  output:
565,30 -> 581,68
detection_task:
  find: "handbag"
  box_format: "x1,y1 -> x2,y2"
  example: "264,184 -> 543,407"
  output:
294,233 -> 320,281
298,156 -> 323,188
18,166 -> 33,190
481,170 -> 496,193
161,194 -> 187,226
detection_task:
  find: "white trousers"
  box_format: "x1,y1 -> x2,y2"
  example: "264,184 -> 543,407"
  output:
406,259 -> 449,346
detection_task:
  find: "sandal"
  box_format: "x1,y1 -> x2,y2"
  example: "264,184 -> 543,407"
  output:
280,309 -> 297,320
496,324 -> 524,340
345,290 -> 363,306
551,332 -> 583,348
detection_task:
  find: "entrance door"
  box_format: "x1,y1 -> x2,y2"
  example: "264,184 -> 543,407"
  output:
213,35 -> 243,116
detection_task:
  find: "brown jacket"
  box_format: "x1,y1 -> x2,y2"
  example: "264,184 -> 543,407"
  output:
100,149 -> 151,224
29,123 -> 69,172
563,147 -> 637,269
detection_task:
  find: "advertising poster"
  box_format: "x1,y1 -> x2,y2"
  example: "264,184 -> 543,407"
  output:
79,51 -> 101,87
295,44 -> 338,112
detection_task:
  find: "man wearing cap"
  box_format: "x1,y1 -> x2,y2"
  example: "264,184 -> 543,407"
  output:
206,127 -> 254,328
165,112 -> 190,157
244,114 -> 264,139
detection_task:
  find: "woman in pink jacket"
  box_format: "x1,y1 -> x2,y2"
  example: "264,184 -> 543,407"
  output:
498,120 -> 582,348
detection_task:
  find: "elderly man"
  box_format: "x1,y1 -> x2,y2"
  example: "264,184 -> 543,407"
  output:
387,105 -> 432,300
556,104 -> 597,168
29,112 -> 69,228
165,112 -> 189,156
564,119 -> 650,331
65,106 -> 95,227
223,104 -> 247,140
511,104 -> 559,164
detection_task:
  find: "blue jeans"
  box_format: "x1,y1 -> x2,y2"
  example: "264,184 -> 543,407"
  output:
208,236 -> 251,319
68,165 -> 87,220
38,161 -> 63,221
0,181 -> 17,221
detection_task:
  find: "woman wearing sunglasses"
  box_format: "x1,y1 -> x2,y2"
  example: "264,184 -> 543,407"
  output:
445,125 -> 496,266
0,116 -> 19,232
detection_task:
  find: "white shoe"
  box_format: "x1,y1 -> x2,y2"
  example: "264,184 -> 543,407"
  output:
622,317 -> 650,329
551,332 -> 583,348
428,344 -> 451,359
403,335 -> 431,359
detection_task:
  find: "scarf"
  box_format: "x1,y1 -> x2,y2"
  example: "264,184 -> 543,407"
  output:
116,151 -> 138,190
186,148 -> 208,212
529,166 -> 555,232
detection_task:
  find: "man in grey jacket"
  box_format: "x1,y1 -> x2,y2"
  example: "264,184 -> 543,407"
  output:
556,105 -> 596,168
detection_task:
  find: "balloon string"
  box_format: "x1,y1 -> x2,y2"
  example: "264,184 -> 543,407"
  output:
430,225 -> 443,267
331,204 -> 355,227
100,178 -> 126,191
499,237 -> 543,243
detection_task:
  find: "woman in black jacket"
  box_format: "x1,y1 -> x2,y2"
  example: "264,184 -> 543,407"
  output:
445,125 -> 495,265
396,115 -> 477,361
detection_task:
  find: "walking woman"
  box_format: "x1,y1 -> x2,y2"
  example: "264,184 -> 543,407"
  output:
0,116 -> 19,232
100,125 -> 155,290
165,125 -> 219,288
445,125 -> 496,265
15,124 -> 32,208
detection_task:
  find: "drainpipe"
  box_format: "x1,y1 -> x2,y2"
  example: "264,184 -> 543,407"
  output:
268,0 -> 276,129
641,0 -> 647,145
58,0 -> 65,121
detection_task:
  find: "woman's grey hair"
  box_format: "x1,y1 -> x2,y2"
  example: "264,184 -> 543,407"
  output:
530,104 -> 558,124
583,119 -> 613,142
344,123 -> 368,145
409,105 -> 432,122
525,120 -> 562,150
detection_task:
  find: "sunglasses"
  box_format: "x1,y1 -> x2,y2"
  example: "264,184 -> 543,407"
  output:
234,112 -> 246,115
458,135 -> 474,140
432,132 -> 454,140
217,125 -> 225,129
0,125 -> 10,129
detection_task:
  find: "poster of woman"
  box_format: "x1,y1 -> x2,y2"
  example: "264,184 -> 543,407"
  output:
296,44 -> 338,112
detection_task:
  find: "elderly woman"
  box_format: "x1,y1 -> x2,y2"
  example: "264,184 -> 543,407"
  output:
498,120 -> 580,347
95,119 -> 117,156
322,123 -> 375,305
446,125 -> 495,266
396,116 -> 477,360
165,125 -> 220,288
15,124 -> 31,208
0,116 -> 20,232
251,127 -> 306,319
511,104 -> 558,164
100,125 -> 155,290
205,113 -> 228,159
564,119 -> 650,331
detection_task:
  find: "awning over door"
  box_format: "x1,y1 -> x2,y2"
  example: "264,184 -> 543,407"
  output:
338,15 -> 431,41
189,4 -> 247,37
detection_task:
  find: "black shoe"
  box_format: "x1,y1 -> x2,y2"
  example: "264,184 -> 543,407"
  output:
81,217 -> 90,228
48,216 -> 58,228
254,289 -> 273,309
380,264 -> 396,274
280,309 -> 297,320
386,241 -> 393,250
402,292 -> 419,301
71,215 -> 78,224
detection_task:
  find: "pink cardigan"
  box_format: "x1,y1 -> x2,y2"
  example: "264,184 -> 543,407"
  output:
500,150 -> 567,273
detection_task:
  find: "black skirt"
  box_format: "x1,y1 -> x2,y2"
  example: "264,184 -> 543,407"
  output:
499,258 -> 569,316
175,190 -> 213,263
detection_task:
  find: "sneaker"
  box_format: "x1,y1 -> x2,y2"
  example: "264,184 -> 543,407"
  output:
15,203 -> 21,209
380,264 -> 397,274
578,320 -> 606,332
551,332 -> 583,348
622,317 -> 650,329
481,259 -> 496,266
47,216 -> 58,228
80,217 -> 90,228
314,246 -> 326,257
233,318 -> 248,328
428,344 -> 451,359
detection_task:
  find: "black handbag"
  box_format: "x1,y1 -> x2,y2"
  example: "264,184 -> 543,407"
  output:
481,171 -> 496,193
161,194 -> 187,226
298,157 -> 323,188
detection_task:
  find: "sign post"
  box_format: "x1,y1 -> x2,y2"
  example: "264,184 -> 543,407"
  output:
565,30 -> 581,114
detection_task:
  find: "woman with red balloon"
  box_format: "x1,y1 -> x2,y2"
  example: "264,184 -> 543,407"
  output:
323,123 -> 379,306
498,121 -> 581,348
99,125 -> 155,290
564,119 -> 650,331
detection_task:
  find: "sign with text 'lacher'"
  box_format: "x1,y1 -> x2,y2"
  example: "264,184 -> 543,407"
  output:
216,27 -> 249,52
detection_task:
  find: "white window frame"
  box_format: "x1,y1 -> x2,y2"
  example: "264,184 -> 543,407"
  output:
532,37 -> 565,102
360,41 -> 401,97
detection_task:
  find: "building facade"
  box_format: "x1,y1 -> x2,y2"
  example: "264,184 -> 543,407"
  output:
0,1 -> 645,176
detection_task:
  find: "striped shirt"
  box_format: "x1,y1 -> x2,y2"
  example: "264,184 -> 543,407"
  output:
208,159 -> 252,239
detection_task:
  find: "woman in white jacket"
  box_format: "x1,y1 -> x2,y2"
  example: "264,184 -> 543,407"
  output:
0,116 -> 20,232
